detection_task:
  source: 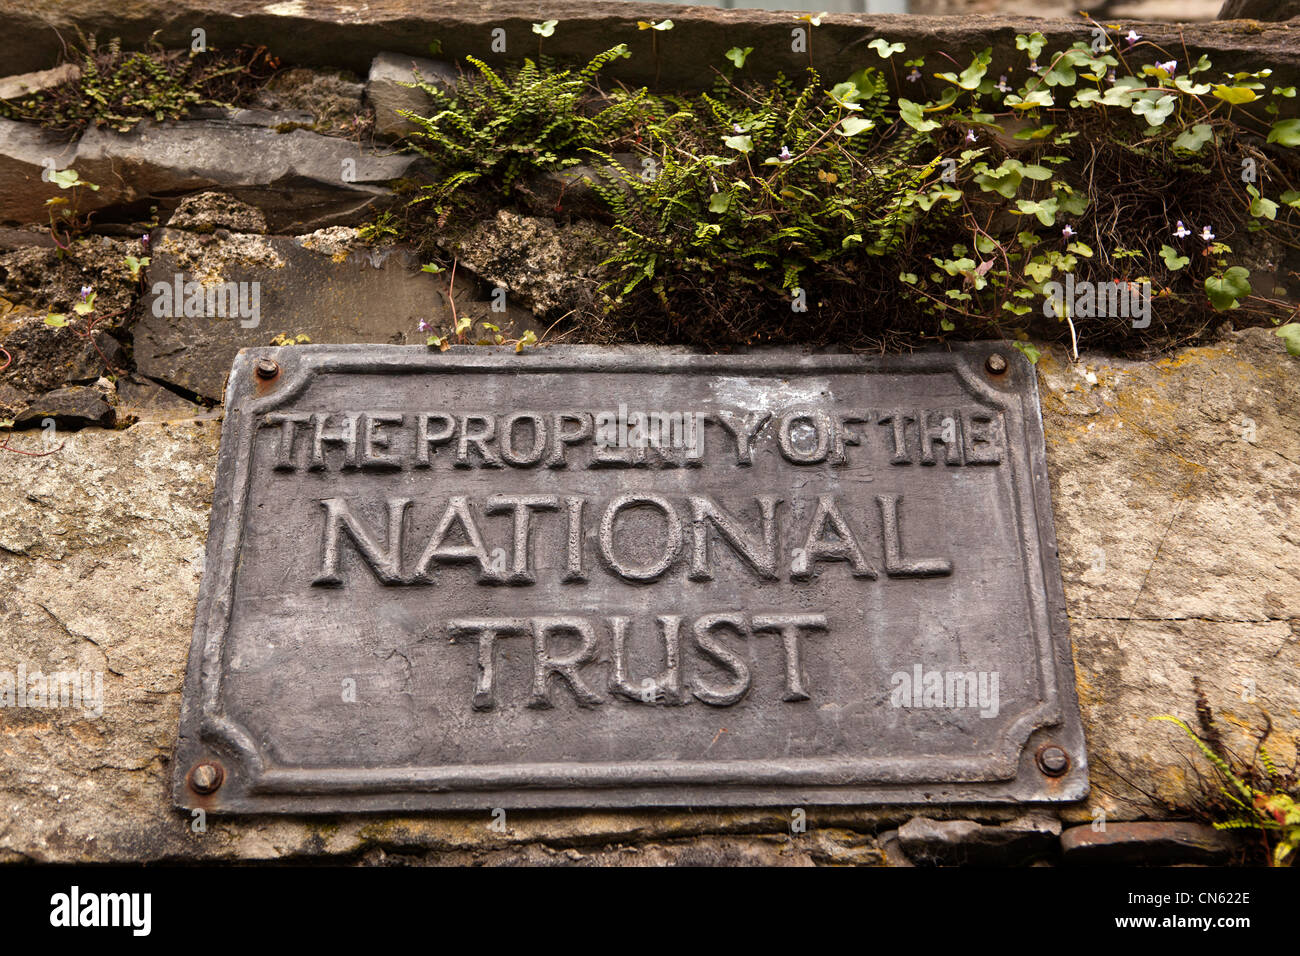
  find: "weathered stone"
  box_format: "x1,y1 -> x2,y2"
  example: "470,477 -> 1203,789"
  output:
132,228 -> 541,400
448,210 -> 607,318
0,63 -> 79,101
0,329 -> 1297,861
366,52 -> 458,138
12,383 -> 114,428
1219,0 -> 1300,20
1060,822 -> 1244,865
0,309 -> 122,418
0,236 -> 140,328
0,226 -> 56,251
898,813 -> 1061,865
0,118 -> 77,225
166,191 -> 268,235
71,118 -> 424,233
1039,328 -> 1300,825
115,375 -> 211,424
877,829 -> 915,867
2,3 -> 1298,90
251,67 -> 367,136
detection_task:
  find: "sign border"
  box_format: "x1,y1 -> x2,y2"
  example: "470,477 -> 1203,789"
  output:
173,344 -> 1088,812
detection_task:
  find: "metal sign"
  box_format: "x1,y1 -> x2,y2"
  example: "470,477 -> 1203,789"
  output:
173,344 -> 1087,812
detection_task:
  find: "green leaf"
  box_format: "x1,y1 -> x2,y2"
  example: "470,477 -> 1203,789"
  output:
532,19 -> 557,37
897,98 -> 940,132
708,191 -> 732,214
1004,89 -> 1054,110
1266,118 -> 1300,146
1042,54 -> 1080,88
50,168 -> 82,189
1015,196 -> 1059,226
1173,123 -> 1214,152
1013,124 -> 1056,140
829,82 -> 863,110
1275,323 -> 1300,357
867,38 -> 905,58
723,134 -> 753,152
1159,244 -> 1189,270
838,116 -> 876,137
44,313 -> 69,327
1247,185 -> 1278,220
1212,84 -> 1258,105
1132,93 -> 1176,126
1204,266 -> 1251,310
1014,32 -> 1046,60
1012,341 -> 1041,364
724,46 -> 753,68
953,47 -> 992,90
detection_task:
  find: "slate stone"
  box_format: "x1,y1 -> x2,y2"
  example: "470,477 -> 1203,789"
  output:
877,829 -> 915,867
0,226 -> 56,250
0,111 -> 428,230
12,384 -> 114,429
898,814 -> 1062,865
114,375 -> 210,423
366,52 -> 458,139
3,1 -> 1299,90
0,63 -> 79,101
71,118 -> 425,233
0,310 -> 122,418
166,191 -> 268,235
1219,0 -> 1300,19
1060,822 -> 1244,865
0,118 -> 77,225
132,228 -> 541,401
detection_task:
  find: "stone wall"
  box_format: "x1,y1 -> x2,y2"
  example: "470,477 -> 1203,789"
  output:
0,1 -> 1297,865
1,328 -> 1293,864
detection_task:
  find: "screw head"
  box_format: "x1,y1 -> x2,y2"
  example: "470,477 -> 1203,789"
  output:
254,358 -> 279,381
985,353 -> 1008,375
189,761 -> 224,794
1036,745 -> 1070,777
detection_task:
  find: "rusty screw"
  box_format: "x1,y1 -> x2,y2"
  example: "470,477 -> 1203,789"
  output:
254,358 -> 279,381
985,353 -> 1008,375
1036,745 -> 1070,777
189,761 -> 224,794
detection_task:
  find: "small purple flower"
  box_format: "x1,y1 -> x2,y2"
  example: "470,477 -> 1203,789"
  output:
906,67 -> 921,83
1201,225 -> 1215,242
779,145 -> 792,161
733,123 -> 744,134
965,129 -> 977,143
79,285 -> 93,300
417,319 -> 433,333
1028,60 -> 1041,74
1125,30 -> 1141,46
1154,60 -> 1177,76
1173,221 -> 1190,239
1106,70 -> 1117,84
140,233 -> 150,246
996,75 -> 1011,93
1061,224 -> 1075,240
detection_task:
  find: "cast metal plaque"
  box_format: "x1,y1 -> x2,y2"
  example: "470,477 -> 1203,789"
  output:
174,344 -> 1087,812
